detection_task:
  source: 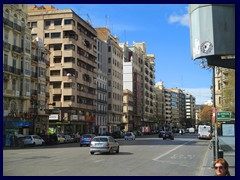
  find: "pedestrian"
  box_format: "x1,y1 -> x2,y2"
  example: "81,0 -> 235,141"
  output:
214,158 -> 231,176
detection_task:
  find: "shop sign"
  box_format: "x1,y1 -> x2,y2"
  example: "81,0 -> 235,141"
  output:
49,114 -> 59,120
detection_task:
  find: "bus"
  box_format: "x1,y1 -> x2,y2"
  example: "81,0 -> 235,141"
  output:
198,125 -> 212,139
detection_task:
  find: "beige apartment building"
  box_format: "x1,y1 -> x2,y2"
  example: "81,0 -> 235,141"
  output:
3,4 -> 50,146
214,67 -> 235,113
95,27 -> 123,133
143,53 -> 156,129
28,5 -> 97,134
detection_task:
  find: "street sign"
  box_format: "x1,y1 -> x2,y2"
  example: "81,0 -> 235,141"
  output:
216,111 -> 231,121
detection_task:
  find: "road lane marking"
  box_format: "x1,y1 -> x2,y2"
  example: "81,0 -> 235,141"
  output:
54,168 -> 68,174
152,139 -> 195,161
94,159 -> 105,163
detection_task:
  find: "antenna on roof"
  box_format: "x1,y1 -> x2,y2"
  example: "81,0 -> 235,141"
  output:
105,15 -> 110,28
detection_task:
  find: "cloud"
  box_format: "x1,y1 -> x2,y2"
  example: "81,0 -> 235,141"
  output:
168,13 -> 190,27
183,88 -> 212,105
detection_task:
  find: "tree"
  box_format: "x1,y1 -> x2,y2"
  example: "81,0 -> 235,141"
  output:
199,105 -> 212,125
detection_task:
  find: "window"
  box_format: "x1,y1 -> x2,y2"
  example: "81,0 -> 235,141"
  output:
12,79 -> 16,91
50,70 -> 60,76
108,46 -> 111,52
51,32 -> 61,38
31,22 -> 37,28
108,57 -> 111,63
64,19 -> 74,25
64,83 -> 72,88
64,44 -> 75,50
54,57 -> 61,63
54,19 -> 61,26
4,54 -> 8,65
45,33 -> 50,38
53,44 -> 61,50
45,20 -> 51,26
4,31 -> 8,42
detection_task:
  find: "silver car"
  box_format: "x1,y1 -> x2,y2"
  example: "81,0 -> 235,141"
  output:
90,136 -> 119,155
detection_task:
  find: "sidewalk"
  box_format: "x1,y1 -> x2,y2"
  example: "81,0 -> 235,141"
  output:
202,136 -> 235,176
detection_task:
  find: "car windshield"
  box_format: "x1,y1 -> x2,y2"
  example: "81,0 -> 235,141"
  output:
92,138 -> 108,142
126,132 -> 131,136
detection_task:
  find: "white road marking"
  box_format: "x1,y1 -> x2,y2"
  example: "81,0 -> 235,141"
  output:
152,139 -> 195,161
54,168 -> 68,174
94,159 -> 105,163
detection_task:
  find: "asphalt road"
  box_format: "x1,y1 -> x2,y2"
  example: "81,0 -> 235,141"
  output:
3,133 -> 211,176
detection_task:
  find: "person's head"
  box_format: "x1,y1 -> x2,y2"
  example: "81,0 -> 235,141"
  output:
214,158 -> 229,176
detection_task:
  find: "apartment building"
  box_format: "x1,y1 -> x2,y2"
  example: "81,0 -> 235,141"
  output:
122,90 -> 134,131
120,42 -> 144,130
166,88 -> 186,128
28,5 -> 97,134
95,27 -> 123,133
154,82 -> 165,129
143,53 -> 156,128
185,93 -> 196,127
214,67 -> 235,113
30,38 -> 50,135
95,37 -> 108,135
3,4 -> 50,146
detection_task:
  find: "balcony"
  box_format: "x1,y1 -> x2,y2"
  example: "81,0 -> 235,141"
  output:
12,45 -> 23,54
53,88 -> 62,94
4,41 -> 11,51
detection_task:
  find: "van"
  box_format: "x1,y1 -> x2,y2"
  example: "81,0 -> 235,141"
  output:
198,125 -> 211,139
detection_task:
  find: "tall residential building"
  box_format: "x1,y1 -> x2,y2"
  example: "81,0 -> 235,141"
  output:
95,37 -> 108,135
3,4 -> 50,146
166,88 -> 186,128
95,27 -> 123,133
185,93 -> 196,127
154,82 -> 165,129
132,42 -> 155,129
214,67 -> 235,114
120,42 -> 144,130
28,5 -> 97,134
122,89 -> 134,131
30,38 -> 50,134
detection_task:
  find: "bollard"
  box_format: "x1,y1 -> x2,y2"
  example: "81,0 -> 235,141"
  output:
218,149 -> 224,158
211,138 -> 216,161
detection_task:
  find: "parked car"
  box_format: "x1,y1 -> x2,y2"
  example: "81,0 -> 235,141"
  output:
124,132 -> 135,140
57,135 -> 66,144
63,135 -> 74,143
10,134 -> 25,147
40,134 -> 58,145
70,134 -> 78,143
163,131 -> 174,140
158,131 -> 165,138
132,130 -> 143,136
80,134 -> 96,147
90,136 -> 119,155
112,131 -> 124,138
24,135 -> 45,146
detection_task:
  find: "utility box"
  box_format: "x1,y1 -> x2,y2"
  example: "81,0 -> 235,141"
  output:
189,4 -> 235,60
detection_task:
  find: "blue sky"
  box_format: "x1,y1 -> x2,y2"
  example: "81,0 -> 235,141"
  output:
35,4 -> 213,104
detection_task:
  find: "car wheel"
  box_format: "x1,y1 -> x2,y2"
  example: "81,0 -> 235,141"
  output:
90,152 -> 94,155
163,138 -> 166,140
116,146 -> 119,153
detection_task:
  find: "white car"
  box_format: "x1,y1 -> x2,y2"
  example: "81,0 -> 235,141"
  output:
90,136 -> 119,155
24,135 -> 45,146
124,132 -> 135,140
